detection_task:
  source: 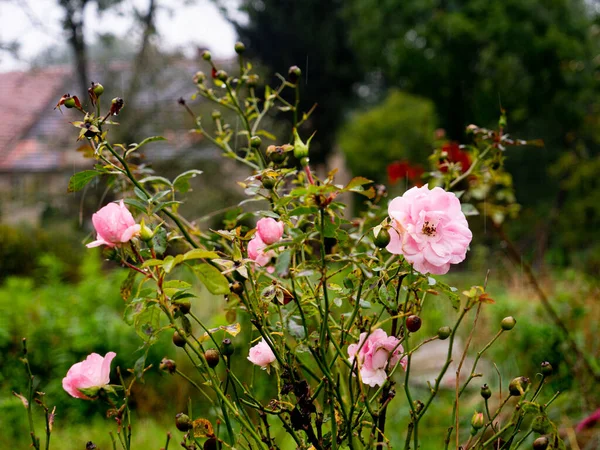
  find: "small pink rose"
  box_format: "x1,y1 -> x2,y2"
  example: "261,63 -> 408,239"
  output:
256,218 -> 284,245
247,235 -> 275,267
386,185 -> 472,275
87,200 -> 141,248
247,339 -> 276,368
62,352 -> 117,399
348,329 -> 406,387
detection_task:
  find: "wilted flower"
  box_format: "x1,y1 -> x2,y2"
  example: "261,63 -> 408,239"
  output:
86,200 -> 140,248
386,185 -> 472,275
256,218 -> 284,245
62,352 -> 116,399
247,339 -> 276,369
347,329 -> 407,387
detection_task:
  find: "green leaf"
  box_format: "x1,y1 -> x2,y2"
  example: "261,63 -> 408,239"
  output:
141,259 -> 163,268
68,170 -> 102,192
120,270 -> 137,301
194,264 -> 230,295
183,249 -> 219,261
345,176 -> 372,191
275,250 -> 292,276
134,305 -> 161,343
152,227 -> 167,255
173,170 -> 204,193
134,351 -> 148,381
123,198 -> 148,213
461,203 -> 480,216
139,176 -> 172,187
130,136 -> 166,152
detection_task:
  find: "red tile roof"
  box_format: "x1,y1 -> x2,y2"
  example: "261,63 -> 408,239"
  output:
0,67 -> 70,171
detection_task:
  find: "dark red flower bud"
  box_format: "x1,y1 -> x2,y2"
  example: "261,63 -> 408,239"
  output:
172,331 -> 187,348
533,436 -> 549,450
406,315 -> 422,333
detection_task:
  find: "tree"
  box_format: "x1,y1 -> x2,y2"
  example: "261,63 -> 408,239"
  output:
219,0 -> 364,162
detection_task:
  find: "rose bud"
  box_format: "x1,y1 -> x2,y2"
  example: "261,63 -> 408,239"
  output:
202,50 -> 212,61
261,175 -> 275,190
501,316 -> 516,331
221,338 -> 234,357
172,331 -> 187,348
86,442 -> 97,450
204,438 -> 218,450
541,361 -> 553,376
532,436 -> 549,450
288,65 -> 301,83
508,376 -> 530,396
211,110 -> 221,120
250,136 -> 262,148
215,70 -> 228,81
256,218 -> 284,245
374,227 -> 391,248
234,42 -> 246,54
406,315 -> 422,333
471,412 -> 484,430
175,412 -> 193,432
480,384 -> 492,399
159,358 -> 177,374
205,349 -> 220,368
437,326 -> 451,340
86,201 -> 140,248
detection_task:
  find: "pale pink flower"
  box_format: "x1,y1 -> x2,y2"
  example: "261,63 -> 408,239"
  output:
247,235 -> 275,267
256,218 -> 284,245
386,185 -> 472,275
348,329 -> 407,387
87,201 -> 140,248
247,339 -> 276,368
62,352 -> 117,399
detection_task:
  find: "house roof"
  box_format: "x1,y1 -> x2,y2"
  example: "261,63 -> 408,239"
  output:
0,67 -> 71,171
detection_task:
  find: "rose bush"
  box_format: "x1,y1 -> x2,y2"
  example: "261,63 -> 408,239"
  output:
12,44 -> 571,450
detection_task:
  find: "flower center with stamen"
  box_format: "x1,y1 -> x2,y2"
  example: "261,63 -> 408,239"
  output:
422,221 -> 437,236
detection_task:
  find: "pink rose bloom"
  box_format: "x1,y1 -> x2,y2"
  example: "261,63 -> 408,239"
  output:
62,352 -> 117,399
256,218 -> 284,245
386,185 -> 472,275
348,329 -> 407,387
247,235 -> 275,267
247,339 -> 276,368
87,200 -> 141,248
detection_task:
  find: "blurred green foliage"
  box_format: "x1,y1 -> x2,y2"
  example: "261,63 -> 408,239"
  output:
338,90 -> 437,182
0,252 -> 172,444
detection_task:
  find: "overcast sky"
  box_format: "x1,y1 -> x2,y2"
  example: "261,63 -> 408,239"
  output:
0,0 -> 237,72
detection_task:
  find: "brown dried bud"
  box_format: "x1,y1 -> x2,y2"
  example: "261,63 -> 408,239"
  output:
406,315 -> 422,333
109,97 -> 124,116
159,358 -> 177,374
172,331 -> 187,348
205,349 -> 220,368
